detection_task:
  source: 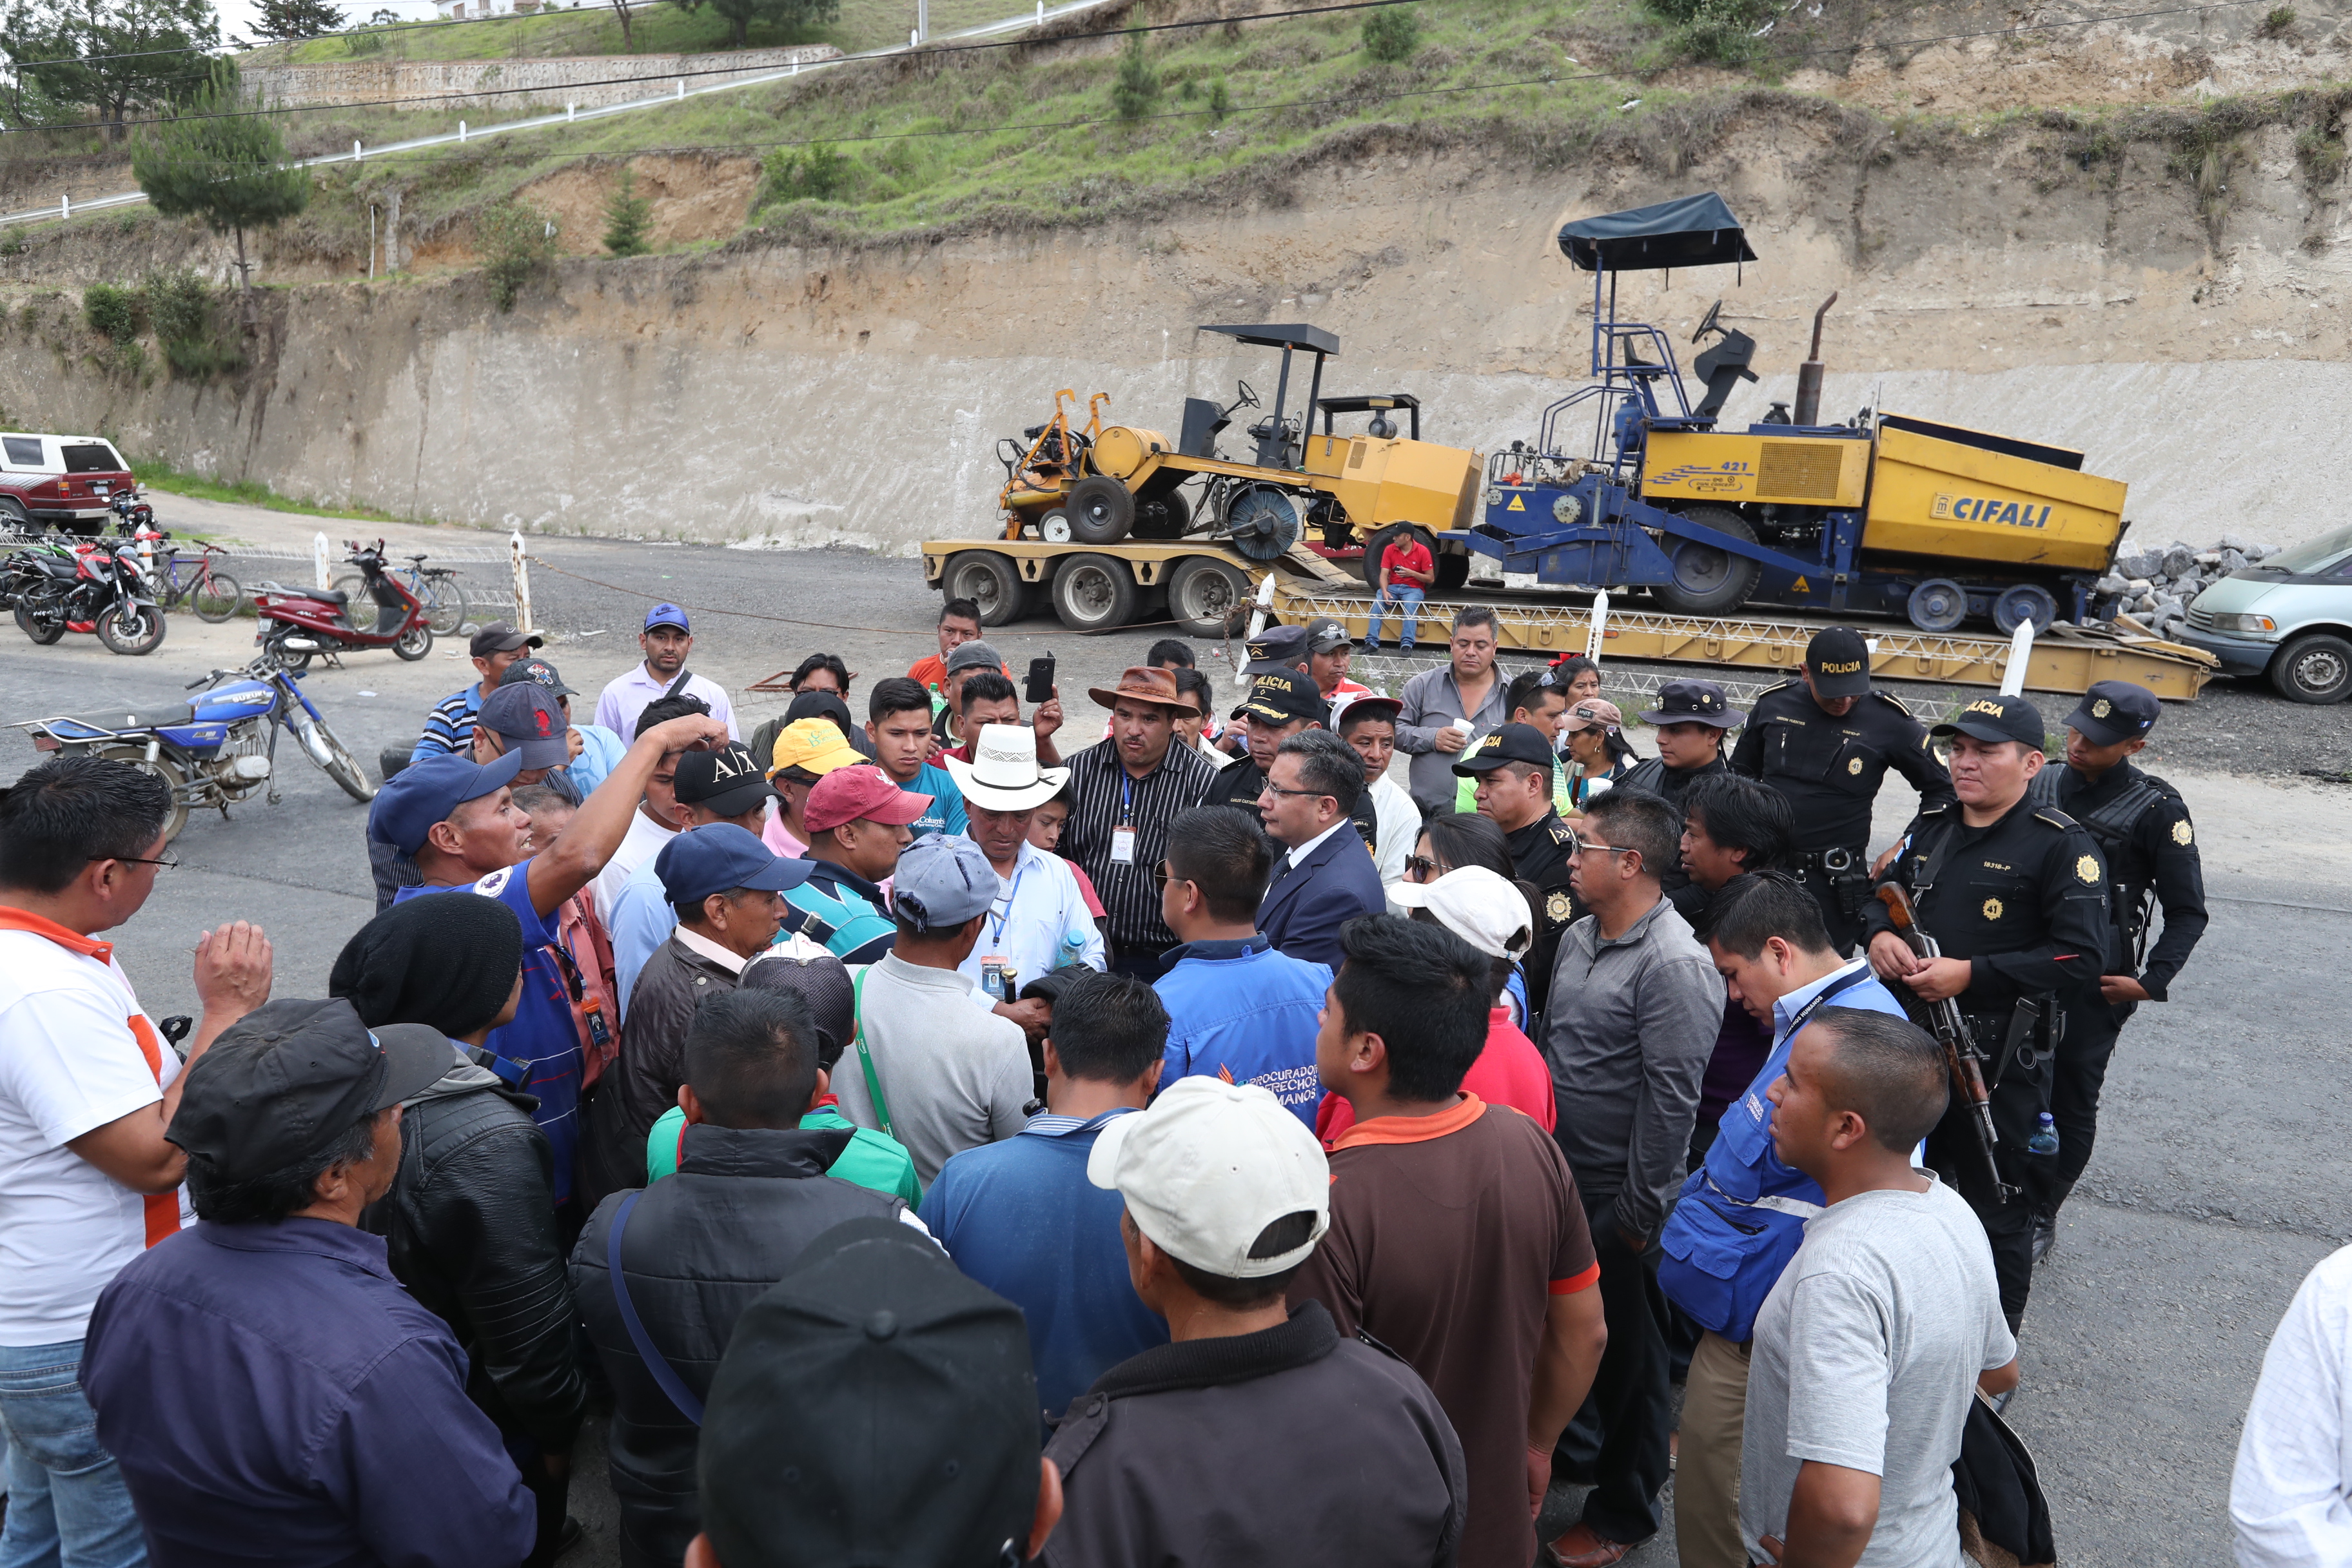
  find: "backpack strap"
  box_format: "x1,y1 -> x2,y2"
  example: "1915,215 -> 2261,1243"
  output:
663,667 -> 694,701
605,1190 -> 704,1426
848,965 -> 893,1139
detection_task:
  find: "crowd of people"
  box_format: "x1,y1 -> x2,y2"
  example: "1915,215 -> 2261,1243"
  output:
0,582 -> 2260,1568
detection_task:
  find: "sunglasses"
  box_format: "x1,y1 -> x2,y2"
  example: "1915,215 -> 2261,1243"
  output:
1405,854 -> 1440,880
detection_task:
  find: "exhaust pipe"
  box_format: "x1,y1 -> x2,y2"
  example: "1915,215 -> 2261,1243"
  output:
1792,293 -> 1839,426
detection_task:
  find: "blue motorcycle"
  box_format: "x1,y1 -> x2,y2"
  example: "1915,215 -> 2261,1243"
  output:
12,652 -> 375,841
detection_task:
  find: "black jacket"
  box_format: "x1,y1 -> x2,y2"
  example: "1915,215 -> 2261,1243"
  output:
571,1123 -> 908,1568
1042,1302 -> 1468,1568
582,936 -> 740,1213
362,1064 -> 585,1453
1730,678 -> 1955,854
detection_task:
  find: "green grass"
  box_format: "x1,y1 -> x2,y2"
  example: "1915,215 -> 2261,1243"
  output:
133,461 -> 412,524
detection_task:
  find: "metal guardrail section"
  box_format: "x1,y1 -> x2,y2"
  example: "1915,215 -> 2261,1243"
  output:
1269,583 -> 2219,701
0,0 -> 1117,230
1342,652 -> 1946,724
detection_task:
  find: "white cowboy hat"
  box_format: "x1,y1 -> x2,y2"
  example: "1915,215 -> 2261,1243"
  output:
943,723 -> 1070,812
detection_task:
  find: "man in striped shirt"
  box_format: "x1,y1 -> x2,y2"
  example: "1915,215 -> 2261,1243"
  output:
1061,668 -> 1216,980
409,622 -> 541,763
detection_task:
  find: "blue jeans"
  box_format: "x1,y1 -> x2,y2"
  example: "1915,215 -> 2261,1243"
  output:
0,1340 -> 145,1568
1369,583 -> 1424,648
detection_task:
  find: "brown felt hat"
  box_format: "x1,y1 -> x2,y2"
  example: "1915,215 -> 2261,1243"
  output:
1088,665 -> 1192,713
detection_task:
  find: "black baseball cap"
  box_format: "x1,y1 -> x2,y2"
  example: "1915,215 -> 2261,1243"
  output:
785,689 -> 858,740
1237,669 -> 1328,728
1803,627 -> 1873,699
477,683 -> 569,770
499,656 -> 577,698
1640,680 -> 1745,728
469,621 -> 542,658
1304,616 -> 1353,654
675,741 -> 783,818
1452,720 -> 1555,778
1932,693 -> 2047,750
1243,623 -> 1310,676
699,1217 -> 1041,1568
2062,681 -> 2160,746
168,999 -> 451,1181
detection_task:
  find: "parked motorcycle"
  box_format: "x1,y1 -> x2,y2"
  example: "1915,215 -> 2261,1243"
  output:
251,540 -> 432,668
12,534 -> 166,655
106,487 -> 156,536
11,651 -> 375,842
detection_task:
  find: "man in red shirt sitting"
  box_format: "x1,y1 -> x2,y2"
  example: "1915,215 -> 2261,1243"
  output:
1367,534 -> 1436,652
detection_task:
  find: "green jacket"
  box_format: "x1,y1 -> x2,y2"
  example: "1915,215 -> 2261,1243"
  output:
644,1101 -> 923,1206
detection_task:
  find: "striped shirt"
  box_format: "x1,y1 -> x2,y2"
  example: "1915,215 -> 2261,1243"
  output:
1059,738 -> 1216,950
410,684 -> 485,763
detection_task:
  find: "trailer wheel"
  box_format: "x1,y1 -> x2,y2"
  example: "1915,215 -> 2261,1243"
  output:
1992,583 -> 2057,636
1067,477 -> 1136,546
1906,578 -> 1968,633
1050,554 -> 1139,632
1656,505 -> 1762,617
2269,633 -> 2352,704
1167,556 -> 1251,638
943,550 -> 1028,627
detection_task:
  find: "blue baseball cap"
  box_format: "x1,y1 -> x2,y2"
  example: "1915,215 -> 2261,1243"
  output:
654,823 -> 810,908
368,750 -> 525,856
645,603 -> 690,633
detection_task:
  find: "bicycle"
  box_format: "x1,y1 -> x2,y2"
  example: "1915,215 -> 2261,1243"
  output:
332,552 -> 469,637
148,540 -> 244,624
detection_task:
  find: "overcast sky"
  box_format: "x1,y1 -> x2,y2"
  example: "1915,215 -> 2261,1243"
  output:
220,0 -> 444,51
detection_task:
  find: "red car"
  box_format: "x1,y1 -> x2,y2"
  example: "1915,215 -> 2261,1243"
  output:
0,433 -> 135,535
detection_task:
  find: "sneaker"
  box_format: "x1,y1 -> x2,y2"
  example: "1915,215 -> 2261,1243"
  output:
1364,638 -> 1383,651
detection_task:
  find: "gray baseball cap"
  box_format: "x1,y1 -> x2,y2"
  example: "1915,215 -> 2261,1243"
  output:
890,834 -> 999,933
943,640 -> 1003,678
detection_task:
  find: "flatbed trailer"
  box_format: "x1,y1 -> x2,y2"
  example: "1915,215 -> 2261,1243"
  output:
919,536 -> 2218,700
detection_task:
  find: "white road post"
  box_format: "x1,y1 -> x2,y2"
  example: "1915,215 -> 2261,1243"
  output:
1999,618 -> 2035,697
1585,589 -> 1609,663
313,532 -> 332,591
459,120 -> 467,141
510,531 -> 534,636
61,195 -> 69,222
1240,572 -> 1276,685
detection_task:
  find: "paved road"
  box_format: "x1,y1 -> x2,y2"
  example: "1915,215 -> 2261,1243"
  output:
3,522 -> 2342,1567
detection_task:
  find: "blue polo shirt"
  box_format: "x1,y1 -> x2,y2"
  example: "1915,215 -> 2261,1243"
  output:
396,860 -> 583,1204
921,1110 -> 1167,1431
906,761 -> 968,839
81,1219 -> 533,1566
1153,936 -> 1332,1129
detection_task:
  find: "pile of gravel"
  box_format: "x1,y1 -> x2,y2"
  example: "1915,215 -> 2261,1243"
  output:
2092,535 -> 2280,640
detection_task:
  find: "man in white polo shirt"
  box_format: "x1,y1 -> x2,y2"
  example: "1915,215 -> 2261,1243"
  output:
0,756 -> 272,1567
593,603 -> 739,743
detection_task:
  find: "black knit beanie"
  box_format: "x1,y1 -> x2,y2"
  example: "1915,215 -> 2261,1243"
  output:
329,892 -> 527,1041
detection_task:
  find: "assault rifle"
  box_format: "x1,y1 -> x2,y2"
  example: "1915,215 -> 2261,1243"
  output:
1875,883 -> 2018,1204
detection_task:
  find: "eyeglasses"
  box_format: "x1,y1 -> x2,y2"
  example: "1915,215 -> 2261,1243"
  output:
1569,838 -> 1640,863
1152,859 -> 1175,888
92,852 -> 177,871
1257,782 -> 1329,801
1404,854 -> 1441,881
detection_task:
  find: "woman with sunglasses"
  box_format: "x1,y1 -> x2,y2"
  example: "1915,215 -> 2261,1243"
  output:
1402,812 -> 1546,1030
1561,698 -> 1638,816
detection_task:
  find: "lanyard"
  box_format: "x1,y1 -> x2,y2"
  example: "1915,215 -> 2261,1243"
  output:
1776,964 -> 1875,1047
1120,773 -> 1134,825
989,862 -> 1030,947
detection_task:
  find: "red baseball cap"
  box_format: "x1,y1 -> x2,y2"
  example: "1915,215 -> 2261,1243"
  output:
804,764 -> 931,834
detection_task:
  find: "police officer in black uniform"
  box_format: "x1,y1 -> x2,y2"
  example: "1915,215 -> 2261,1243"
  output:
1207,670 -> 1325,809
1621,679 -> 1740,807
1452,722 -> 1578,1020
1733,627 -> 1956,956
2026,680 -> 2207,1264
1863,693 -> 2109,1337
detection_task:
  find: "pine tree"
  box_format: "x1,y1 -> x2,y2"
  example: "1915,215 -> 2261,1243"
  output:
602,168 -> 652,257
1110,26 -> 1158,122
251,0 -> 344,42
131,61 -> 308,328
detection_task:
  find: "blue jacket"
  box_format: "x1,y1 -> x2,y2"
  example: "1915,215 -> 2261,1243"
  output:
1257,825 -> 1387,972
1154,936 -> 1332,1128
81,1219 -> 534,1567
1658,960 -> 1907,1341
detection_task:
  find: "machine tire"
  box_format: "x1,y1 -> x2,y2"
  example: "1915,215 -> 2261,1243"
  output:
96,745 -> 190,843
393,622 -> 433,661
1166,556 -> 1252,638
1656,506 -> 1762,617
1434,550 -> 1471,592
943,550 -> 1028,627
1066,477 -> 1137,546
1906,578 -> 1969,633
190,570 -> 242,623
1132,491 -> 1191,541
15,596 -> 66,645
1992,583 -> 2058,636
1037,509 -> 1074,545
97,602 -> 166,656
1358,524 -> 1437,589
2269,632 -> 2352,705
1049,554 -> 1139,632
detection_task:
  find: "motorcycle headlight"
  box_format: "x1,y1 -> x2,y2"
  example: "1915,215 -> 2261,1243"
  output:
1553,493 -> 1583,525
1485,486 -> 1504,507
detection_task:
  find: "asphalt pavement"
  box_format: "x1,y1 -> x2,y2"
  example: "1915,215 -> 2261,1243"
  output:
3,512 -> 2345,1567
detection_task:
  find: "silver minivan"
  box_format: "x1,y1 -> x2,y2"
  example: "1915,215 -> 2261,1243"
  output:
2182,524 -> 2352,703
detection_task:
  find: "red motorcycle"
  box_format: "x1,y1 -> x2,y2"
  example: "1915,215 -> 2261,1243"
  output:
253,540 -> 433,669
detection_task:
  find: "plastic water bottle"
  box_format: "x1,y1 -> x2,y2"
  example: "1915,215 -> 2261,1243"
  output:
1057,930 -> 1089,970
2026,1113 -> 2060,1156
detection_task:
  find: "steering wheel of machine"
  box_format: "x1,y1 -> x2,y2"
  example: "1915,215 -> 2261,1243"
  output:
1691,299 -> 1723,344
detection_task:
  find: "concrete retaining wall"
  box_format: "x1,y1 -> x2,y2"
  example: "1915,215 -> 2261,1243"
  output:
242,44 -> 842,112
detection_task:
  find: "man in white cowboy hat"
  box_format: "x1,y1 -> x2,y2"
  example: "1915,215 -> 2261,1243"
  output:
949,725 -> 1108,1039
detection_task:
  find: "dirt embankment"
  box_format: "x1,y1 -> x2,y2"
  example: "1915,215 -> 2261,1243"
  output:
3,101 -> 2350,554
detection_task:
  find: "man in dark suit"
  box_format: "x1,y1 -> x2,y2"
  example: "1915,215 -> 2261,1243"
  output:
1254,728 -> 1388,970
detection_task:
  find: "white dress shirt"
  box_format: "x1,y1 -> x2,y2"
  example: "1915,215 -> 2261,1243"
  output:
2233,1242 -> 2352,1567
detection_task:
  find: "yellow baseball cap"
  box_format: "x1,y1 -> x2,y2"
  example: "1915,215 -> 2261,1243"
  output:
768,718 -> 862,779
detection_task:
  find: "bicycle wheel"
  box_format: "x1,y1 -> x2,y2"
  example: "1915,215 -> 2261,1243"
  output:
420,575 -> 467,637
190,568 -> 242,623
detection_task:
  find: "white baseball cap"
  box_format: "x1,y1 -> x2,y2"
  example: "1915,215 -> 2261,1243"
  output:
1086,1077 -> 1331,1278
1387,865 -> 1534,960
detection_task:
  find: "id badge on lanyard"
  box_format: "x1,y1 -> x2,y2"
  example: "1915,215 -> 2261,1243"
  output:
1112,775 -> 1137,864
